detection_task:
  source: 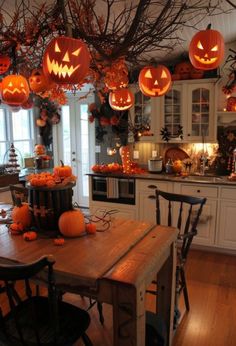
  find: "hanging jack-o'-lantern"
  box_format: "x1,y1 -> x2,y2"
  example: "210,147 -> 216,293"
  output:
0,56 -> 11,74
138,65 -> 172,97
29,68 -> 54,93
189,25 -> 225,70
109,88 -> 134,111
43,36 -> 90,84
1,75 -> 30,106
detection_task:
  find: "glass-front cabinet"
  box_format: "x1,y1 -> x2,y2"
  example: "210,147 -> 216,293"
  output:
160,80 -> 216,143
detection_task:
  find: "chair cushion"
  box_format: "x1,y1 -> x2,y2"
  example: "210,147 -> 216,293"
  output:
3,296 -> 90,346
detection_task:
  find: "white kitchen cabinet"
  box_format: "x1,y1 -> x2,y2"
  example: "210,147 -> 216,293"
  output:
89,201 -> 137,221
136,179 -> 171,224
217,187 -> 236,250
159,79 -> 217,143
175,183 -> 217,246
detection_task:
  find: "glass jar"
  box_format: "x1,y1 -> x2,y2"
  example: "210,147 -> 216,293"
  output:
165,159 -> 174,174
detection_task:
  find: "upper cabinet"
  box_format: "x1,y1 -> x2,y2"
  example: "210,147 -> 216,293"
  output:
160,79 -> 217,143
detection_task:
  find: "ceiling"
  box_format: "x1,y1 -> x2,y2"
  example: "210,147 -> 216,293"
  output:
2,0 -> 236,66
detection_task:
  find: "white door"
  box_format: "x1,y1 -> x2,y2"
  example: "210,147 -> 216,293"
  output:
53,93 -> 95,207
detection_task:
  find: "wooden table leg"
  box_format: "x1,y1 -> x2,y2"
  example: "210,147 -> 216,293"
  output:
156,242 -> 176,346
112,281 -> 146,346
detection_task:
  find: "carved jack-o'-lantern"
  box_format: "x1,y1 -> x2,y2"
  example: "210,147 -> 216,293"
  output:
138,65 -> 172,97
174,61 -> 192,80
29,68 -> 54,93
1,75 -> 30,106
105,71 -> 129,90
189,26 -> 225,70
109,88 -> 134,111
0,56 -> 11,74
43,36 -> 90,84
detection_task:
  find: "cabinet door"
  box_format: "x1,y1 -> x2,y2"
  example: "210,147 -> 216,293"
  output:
160,85 -> 184,142
217,200 -> 236,249
89,202 -> 137,221
129,85 -> 159,142
186,82 -> 216,142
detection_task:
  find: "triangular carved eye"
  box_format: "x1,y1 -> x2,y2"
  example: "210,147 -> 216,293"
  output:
127,94 -> 131,102
112,94 -> 116,102
20,83 -> 24,87
145,69 -> 152,78
161,70 -> 168,78
72,47 -> 81,56
211,45 -> 218,52
55,42 -> 61,52
8,82 -> 13,87
197,41 -> 204,50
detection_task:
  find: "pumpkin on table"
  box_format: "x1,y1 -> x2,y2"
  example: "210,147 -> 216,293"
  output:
11,200 -> 32,229
53,160 -> 72,179
23,231 -> 37,241
34,144 -> 46,156
43,36 -> 90,84
1,74 -> 30,106
58,209 -> 85,237
189,24 -> 225,70
9,222 -> 24,235
139,65 -> 171,97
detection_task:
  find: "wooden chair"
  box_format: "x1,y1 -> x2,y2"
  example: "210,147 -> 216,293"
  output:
9,184 -> 28,205
146,189 -> 206,325
0,255 -> 93,346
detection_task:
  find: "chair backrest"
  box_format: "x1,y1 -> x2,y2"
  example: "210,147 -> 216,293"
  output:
9,184 -> 28,205
155,189 -> 206,262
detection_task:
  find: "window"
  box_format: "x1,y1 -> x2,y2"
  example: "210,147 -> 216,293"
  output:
0,106 -> 35,167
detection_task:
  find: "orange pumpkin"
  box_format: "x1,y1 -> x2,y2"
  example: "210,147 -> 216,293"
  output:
174,61 -> 192,80
29,68 -> 54,93
139,65 -> 172,97
85,223 -> 96,234
1,74 -> 30,105
119,146 -> 132,174
11,202 -> 32,228
189,26 -> 225,70
109,88 -> 134,111
0,55 -> 11,74
34,144 -> 46,156
53,237 -> 65,246
9,222 -> 24,234
43,36 -> 90,84
23,231 -> 37,241
53,160 -> 72,178
58,209 -> 85,237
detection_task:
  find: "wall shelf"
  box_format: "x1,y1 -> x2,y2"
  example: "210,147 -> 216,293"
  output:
217,111 -> 236,125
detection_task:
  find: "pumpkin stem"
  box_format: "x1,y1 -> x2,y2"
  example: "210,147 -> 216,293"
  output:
206,23 -> 211,30
60,160 -> 64,167
15,198 -> 22,207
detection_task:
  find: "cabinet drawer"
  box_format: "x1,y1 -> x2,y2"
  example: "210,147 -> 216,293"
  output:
220,187 -> 236,200
137,180 -> 169,192
180,184 -> 218,198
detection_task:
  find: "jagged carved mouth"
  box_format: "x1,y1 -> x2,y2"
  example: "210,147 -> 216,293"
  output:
46,54 -> 80,78
194,55 -> 218,64
141,82 -> 171,96
3,88 -> 27,95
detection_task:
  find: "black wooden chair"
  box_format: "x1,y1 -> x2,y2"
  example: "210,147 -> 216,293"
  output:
146,189 -> 206,325
9,184 -> 28,205
0,255 -> 93,346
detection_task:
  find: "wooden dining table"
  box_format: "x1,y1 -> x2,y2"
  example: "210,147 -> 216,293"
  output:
0,218 -> 178,346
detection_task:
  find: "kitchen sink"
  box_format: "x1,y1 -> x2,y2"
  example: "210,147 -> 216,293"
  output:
181,175 -> 224,183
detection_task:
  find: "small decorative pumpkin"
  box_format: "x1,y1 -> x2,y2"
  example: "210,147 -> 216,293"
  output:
189,25 -> 225,70
43,36 -> 90,84
9,222 -> 24,234
109,88 -> 134,111
34,144 -> 46,156
138,65 -> 171,97
174,61 -> 192,80
11,201 -> 32,228
0,55 -> 11,74
53,237 -> 65,246
58,209 -> 85,237
119,146 -> 132,174
29,68 -> 54,93
23,231 -> 37,241
36,118 -> 47,127
85,223 -> 97,234
1,74 -> 30,105
53,160 -> 72,178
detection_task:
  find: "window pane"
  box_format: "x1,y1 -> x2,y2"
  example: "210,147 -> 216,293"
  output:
61,105 -> 71,165
80,104 -> 89,197
12,110 -> 30,140
13,142 -> 30,167
0,109 -> 6,140
0,143 -> 7,164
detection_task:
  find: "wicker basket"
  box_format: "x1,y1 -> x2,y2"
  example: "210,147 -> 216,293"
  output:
26,182 -> 75,233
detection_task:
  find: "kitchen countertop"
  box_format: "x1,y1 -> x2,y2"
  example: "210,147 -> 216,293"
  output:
88,172 -> 236,185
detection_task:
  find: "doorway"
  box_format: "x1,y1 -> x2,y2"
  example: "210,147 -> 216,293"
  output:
53,93 -> 95,207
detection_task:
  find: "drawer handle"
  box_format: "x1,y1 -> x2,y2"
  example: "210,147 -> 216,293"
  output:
148,185 -> 157,189
197,189 -> 200,193
148,195 -> 156,199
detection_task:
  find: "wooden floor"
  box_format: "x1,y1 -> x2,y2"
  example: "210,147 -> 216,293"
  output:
1,249 -> 236,345
70,249 -> 236,346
